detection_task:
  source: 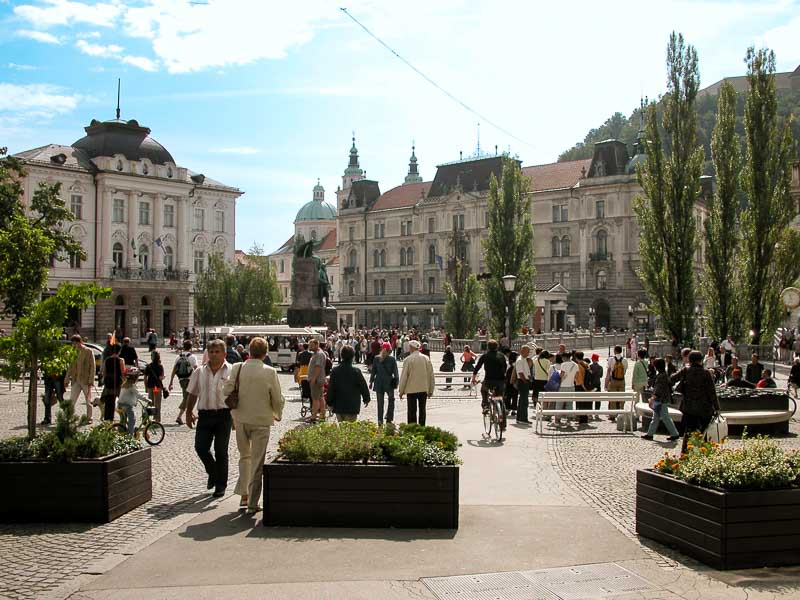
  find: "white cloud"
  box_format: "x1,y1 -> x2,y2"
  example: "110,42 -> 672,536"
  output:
7,62 -> 40,70
758,14 -> 800,67
17,29 -> 61,44
14,0 -> 122,28
0,83 -> 81,116
76,30 -> 101,39
215,146 -> 262,155
122,55 -> 157,72
76,39 -> 122,56
123,0 -> 331,73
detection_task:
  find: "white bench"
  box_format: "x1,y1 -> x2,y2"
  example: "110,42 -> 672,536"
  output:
536,392 -> 637,434
635,398 -> 797,427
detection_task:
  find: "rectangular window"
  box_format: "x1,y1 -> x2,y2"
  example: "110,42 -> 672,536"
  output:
374,223 -> 380,239
193,208 -> 204,231
485,211 -> 489,227
406,220 -> 413,236
452,214 -> 464,230
561,204 -> 568,222
283,287 -> 288,299
374,280 -> 380,296
400,279 -> 406,295
380,223 -> 385,238
70,194 -> 82,220
552,205 -> 560,222
596,200 -> 605,219
349,226 -> 355,241
69,251 -> 81,270
113,198 -> 125,223
163,204 -> 174,227
193,250 -> 205,273
279,259 -> 285,274
380,279 -> 386,295
407,278 -> 413,294
214,210 -> 224,233
139,201 -> 150,225
428,217 -> 435,233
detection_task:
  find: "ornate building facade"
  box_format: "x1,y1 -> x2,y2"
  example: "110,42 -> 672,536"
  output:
13,115 -> 241,341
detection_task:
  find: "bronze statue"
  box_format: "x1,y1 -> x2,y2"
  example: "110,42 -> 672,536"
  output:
293,238 -> 315,258
314,256 -> 331,307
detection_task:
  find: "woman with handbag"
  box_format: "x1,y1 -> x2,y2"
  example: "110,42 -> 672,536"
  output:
369,342 -> 399,425
641,358 -> 680,441
678,351 -> 720,452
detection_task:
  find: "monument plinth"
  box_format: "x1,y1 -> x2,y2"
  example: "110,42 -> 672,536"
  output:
287,254 -> 336,328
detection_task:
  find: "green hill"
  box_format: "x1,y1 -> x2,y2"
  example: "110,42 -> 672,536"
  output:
558,89 -> 800,174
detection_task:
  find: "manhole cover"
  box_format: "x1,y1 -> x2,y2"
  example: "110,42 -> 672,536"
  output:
422,563 -> 657,600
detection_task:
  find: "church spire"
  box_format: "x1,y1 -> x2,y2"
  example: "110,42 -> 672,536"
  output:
404,143 -> 422,184
344,132 -> 363,177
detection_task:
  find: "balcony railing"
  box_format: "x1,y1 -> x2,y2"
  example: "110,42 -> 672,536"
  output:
588,252 -> 613,262
109,267 -> 191,281
344,266 -> 359,275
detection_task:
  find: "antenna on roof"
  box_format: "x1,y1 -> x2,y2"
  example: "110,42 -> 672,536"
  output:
115,78 -> 121,120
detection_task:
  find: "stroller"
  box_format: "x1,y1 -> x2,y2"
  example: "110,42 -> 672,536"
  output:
300,379 -> 334,420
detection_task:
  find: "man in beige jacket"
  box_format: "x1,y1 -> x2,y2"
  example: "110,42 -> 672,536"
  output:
65,334 -> 96,421
398,340 -> 435,426
222,337 -> 284,516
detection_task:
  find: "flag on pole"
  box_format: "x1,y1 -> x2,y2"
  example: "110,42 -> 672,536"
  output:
131,239 -> 137,258
155,237 -> 166,254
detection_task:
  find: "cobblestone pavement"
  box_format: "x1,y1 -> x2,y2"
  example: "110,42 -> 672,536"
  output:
2,348 -> 798,599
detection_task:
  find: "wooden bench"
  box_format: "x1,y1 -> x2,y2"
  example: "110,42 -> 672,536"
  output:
536,391 -> 637,434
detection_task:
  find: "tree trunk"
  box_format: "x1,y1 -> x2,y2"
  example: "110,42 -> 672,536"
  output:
27,355 -> 38,439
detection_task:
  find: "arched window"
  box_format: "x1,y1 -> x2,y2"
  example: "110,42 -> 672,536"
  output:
428,277 -> 435,295
112,242 -> 124,269
596,229 -> 608,257
164,246 -> 174,270
400,248 -> 406,266
348,280 -> 355,295
596,269 -> 607,290
428,244 -> 436,264
407,247 -> 414,266
348,249 -> 357,268
373,249 -> 380,267
310,229 -> 317,241
551,236 -> 561,257
561,236 -> 570,257
380,249 -> 386,267
139,244 -> 150,270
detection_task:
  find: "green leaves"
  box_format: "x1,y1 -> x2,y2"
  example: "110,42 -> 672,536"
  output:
443,260 -> 482,339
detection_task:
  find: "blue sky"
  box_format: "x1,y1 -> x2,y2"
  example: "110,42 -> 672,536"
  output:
2,0 -> 799,251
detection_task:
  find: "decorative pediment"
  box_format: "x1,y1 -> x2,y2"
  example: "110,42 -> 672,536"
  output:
137,231 -> 152,244
213,199 -> 225,210
69,224 -> 87,238
213,235 -> 227,249
111,229 -> 128,241
161,232 -> 176,245
192,233 -> 208,248
69,181 -> 84,193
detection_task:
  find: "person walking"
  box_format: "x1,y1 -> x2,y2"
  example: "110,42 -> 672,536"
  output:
225,335 -> 242,364
460,344 -> 477,389
42,366 -> 65,425
327,345 -> 370,422
99,342 -> 124,422
369,342 -> 399,425
144,350 -> 165,422
631,349 -> 650,407
532,349 -> 551,410
588,353 -> 603,416
223,337 -> 284,515
605,345 -> 628,418
641,358 -> 681,441
399,340 -> 435,425
169,339 -> 198,425
146,328 -> 159,354
119,337 -> 139,367
676,350 -> 720,452
185,339 -> 233,498
65,334 -> 96,422
307,339 -> 328,422
514,345 -> 533,424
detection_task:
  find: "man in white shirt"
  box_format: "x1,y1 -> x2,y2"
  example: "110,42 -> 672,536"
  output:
186,339 -> 232,498
169,339 -> 199,425
720,335 -> 735,367
514,345 -> 533,424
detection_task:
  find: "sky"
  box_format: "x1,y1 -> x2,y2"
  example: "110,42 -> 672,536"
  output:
1,0 -> 799,251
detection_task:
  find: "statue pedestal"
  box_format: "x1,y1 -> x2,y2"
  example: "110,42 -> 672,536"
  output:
287,307 -> 337,328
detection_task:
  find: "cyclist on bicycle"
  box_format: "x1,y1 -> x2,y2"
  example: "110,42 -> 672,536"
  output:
117,368 -> 147,436
471,339 -> 507,414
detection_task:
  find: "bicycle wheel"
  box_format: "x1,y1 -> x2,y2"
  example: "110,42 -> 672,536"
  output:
144,421 -> 166,445
483,406 -> 493,437
492,401 -> 504,442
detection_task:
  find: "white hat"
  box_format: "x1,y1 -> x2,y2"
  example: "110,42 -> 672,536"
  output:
409,340 -> 421,349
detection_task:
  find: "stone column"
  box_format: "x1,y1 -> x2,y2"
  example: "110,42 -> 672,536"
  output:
101,186 -> 114,272
176,196 -> 187,270
127,190 -> 137,265
152,193 -> 164,268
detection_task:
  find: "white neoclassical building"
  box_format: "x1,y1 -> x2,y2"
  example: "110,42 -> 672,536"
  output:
13,114 -> 242,342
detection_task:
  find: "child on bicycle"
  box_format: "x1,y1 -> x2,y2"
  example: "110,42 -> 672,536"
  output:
117,368 -> 147,436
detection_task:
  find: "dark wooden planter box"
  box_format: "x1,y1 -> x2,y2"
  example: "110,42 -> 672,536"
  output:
0,448 -> 152,523
264,461 -> 459,528
636,469 -> 800,570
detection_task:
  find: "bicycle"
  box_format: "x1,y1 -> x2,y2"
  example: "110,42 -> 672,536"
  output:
115,398 -> 166,445
482,382 -> 507,442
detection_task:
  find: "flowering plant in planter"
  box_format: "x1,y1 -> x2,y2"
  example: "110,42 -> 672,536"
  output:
653,431 -> 800,490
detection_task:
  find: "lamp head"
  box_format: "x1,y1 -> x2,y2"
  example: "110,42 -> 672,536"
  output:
502,274 -> 517,292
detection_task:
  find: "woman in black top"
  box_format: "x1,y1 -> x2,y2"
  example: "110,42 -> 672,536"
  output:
102,343 -> 124,422
144,350 -> 165,422
441,345 -> 456,390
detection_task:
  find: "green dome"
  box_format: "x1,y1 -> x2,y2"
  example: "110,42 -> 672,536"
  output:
295,199 -> 337,222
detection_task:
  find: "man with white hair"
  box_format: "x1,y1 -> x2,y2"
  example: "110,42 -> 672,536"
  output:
398,340 -> 435,425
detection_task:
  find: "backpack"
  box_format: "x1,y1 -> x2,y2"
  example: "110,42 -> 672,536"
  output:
612,357 -> 626,380
175,353 -> 193,380
510,366 -> 518,385
544,368 -> 561,392
583,363 -> 595,390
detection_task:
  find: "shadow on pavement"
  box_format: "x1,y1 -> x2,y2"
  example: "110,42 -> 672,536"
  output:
145,493 -> 218,520
465,438 -> 505,448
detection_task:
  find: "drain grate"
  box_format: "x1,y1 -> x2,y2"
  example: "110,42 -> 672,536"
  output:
422,562 -> 657,600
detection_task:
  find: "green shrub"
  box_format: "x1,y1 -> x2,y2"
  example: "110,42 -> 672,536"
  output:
0,437 -> 34,462
278,421 -> 461,466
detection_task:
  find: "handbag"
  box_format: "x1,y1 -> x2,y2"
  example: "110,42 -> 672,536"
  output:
162,386 -> 170,399
224,364 -> 242,409
705,413 -> 728,443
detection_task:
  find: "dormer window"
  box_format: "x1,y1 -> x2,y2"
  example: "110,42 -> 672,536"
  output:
167,167 -> 173,178
116,159 -> 123,171
142,163 -> 149,175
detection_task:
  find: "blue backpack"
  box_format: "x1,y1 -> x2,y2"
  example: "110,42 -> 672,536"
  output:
544,368 -> 561,392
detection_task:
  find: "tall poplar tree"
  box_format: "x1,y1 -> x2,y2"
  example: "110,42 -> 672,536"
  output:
702,81 -> 742,340
443,259 -> 482,338
482,156 -> 536,337
633,32 -> 704,346
739,47 -> 798,344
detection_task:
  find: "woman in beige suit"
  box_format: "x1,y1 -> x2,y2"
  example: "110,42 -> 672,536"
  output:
223,337 -> 284,516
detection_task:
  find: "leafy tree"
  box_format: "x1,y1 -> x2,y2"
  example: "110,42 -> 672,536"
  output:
558,111 -> 641,162
443,259 -> 482,338
633,32 -> 704,346
0,283 -> 110,439
0,148 -> 85,320
702,81 -> 743,340
739,47 -> 798,343
482,156 -> 536,337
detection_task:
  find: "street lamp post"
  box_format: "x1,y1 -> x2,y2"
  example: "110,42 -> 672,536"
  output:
588,306 -> 596,331
430,306 -> 435,331
502,275 -> 517,347
402,306 -> 407,331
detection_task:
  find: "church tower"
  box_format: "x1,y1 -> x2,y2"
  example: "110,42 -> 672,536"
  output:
337,134 -> 365,209
404,144 -> 422,184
